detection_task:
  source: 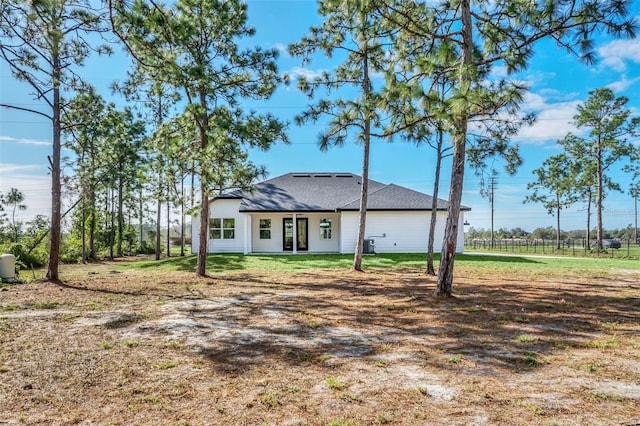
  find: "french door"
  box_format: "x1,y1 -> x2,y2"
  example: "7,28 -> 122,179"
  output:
283,218 -> 308,251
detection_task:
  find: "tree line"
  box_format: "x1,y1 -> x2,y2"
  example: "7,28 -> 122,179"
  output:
524,88 -> 639,250
466,226 -> 639,242
0,0 -> 637,296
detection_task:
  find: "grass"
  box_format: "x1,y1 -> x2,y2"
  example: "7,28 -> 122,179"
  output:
465,242 -> 640,260
21,251 -> 640,282
326,377 -> 347,391
516,334 -> 536,343
31,301 -> 59,310
114,252 -> 640,275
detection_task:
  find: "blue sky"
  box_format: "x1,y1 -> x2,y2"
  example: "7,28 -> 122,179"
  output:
1,0 -> 639,233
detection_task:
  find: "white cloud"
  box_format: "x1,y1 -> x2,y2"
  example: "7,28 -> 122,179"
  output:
0,135 -> 51,146
514,93 -> 582,144
0,163 -> 51,221
606,75 -> 640,92
273,42 -> 288,55
0,163 -> 45,174
491,64 -> 509,78
597,39 -> 640,72
288,66 -> 326,80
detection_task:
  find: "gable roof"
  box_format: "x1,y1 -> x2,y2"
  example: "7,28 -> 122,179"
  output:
219,172 -> 470,212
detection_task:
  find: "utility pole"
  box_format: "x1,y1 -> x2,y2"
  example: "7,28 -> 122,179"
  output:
631,184 -> 639,245
480,169 -> 498,249
635,192 -> 638,243
490,175 -> 495,248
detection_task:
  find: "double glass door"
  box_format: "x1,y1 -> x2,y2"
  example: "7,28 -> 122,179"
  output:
283,218 -> 308,251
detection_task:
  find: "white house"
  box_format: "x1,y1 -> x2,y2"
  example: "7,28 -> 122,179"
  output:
191,172 -> 470,255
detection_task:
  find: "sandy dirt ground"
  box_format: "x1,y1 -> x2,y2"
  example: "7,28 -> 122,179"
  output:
0,262 -> 639,425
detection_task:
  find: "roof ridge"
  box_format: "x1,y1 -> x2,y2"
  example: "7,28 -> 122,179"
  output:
337,183 -> 390,209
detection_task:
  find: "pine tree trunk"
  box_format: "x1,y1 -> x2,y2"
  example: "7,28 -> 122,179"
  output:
81,194 -> 86,264
196,88 -> 210,277
436,132 -> 466,296
117,173 -> 124,257
427,127 -> 443,276
46,52 -> 61,282
109,188 -> 115,260
596,136 -> 604,251
166,201 -> 171,258
180,178 -> 185,257
352,36 -> 371,272
139,186 -> 144,253
197,191 -> 208,276
89,190 -> 96,260
435,0 -> 472,296
353,132 -> 370,272
555,198 -> 561,250
155,195 -> 161,260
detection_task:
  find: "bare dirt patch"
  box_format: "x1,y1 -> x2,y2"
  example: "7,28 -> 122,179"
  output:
0,263 -> 639,425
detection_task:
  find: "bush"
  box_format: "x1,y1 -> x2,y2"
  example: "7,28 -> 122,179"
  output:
0,243 -> 47,269
60,234 -> 84,264
138,241 -> 156,255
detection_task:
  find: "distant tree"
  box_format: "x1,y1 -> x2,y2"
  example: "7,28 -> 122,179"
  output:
1,188 -> 27,242
525,153 -> 578,249
113,65 -> 181,261
631,181 -> 640,243
625,149 -> 640,244
0,0 -> 109,281
64,89 -> 113,261
24,215 -> 49,240
567,88 -> 640,250
494,228 -> 510,239
559,135 -> 599,248
465,227 -> 489,240
510,228 -> 529,239
531,227 -> 555,241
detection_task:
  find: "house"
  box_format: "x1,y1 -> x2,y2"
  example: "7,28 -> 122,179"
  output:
191,172 -> 470,254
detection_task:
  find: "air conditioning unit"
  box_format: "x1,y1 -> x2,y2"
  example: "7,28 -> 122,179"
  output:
363,238 -> 375,254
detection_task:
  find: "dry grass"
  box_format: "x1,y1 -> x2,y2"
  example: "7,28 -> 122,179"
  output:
0,261 -> 639,425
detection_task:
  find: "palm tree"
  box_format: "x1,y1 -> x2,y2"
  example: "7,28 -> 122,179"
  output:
5,188 -> 27,241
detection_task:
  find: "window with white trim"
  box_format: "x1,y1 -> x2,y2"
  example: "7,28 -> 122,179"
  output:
209,218 -> 235,239
320,218 -> 332,239
259,219 -> 271,239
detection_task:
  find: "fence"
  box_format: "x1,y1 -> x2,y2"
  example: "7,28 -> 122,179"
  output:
464,238 -> 640,259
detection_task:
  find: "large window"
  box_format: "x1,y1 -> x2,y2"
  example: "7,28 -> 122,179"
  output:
259,219 -> 271,239
320,218 -> 332,239
209,218 -> 235,239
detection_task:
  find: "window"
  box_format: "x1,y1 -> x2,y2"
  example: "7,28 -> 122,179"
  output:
320,218 -> 332,239
259,219 -> 271,239
209,218 -> 235,239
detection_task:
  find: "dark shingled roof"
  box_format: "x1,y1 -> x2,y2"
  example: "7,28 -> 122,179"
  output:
217,173 -> 470,212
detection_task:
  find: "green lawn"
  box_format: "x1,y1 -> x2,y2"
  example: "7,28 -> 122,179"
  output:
118,252 -> 640,274
465,240 -> 640,259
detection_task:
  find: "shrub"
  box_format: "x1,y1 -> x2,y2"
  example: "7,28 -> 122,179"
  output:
0,243 -> 47,269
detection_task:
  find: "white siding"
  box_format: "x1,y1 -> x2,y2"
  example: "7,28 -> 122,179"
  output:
190,199 -> 244,253
250,214 -> 284,253
249,213 -> 341,253
340,211 -> 465,254
307,214 -> 340,253
192,202 -> 467,255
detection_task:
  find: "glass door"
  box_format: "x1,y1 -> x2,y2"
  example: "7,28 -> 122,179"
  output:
283,218 -> 308,251
283,218 -> 294,251
296,218 -> 308,251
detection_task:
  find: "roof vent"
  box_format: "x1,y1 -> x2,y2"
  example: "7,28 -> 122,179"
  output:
292,174 -> 311,178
